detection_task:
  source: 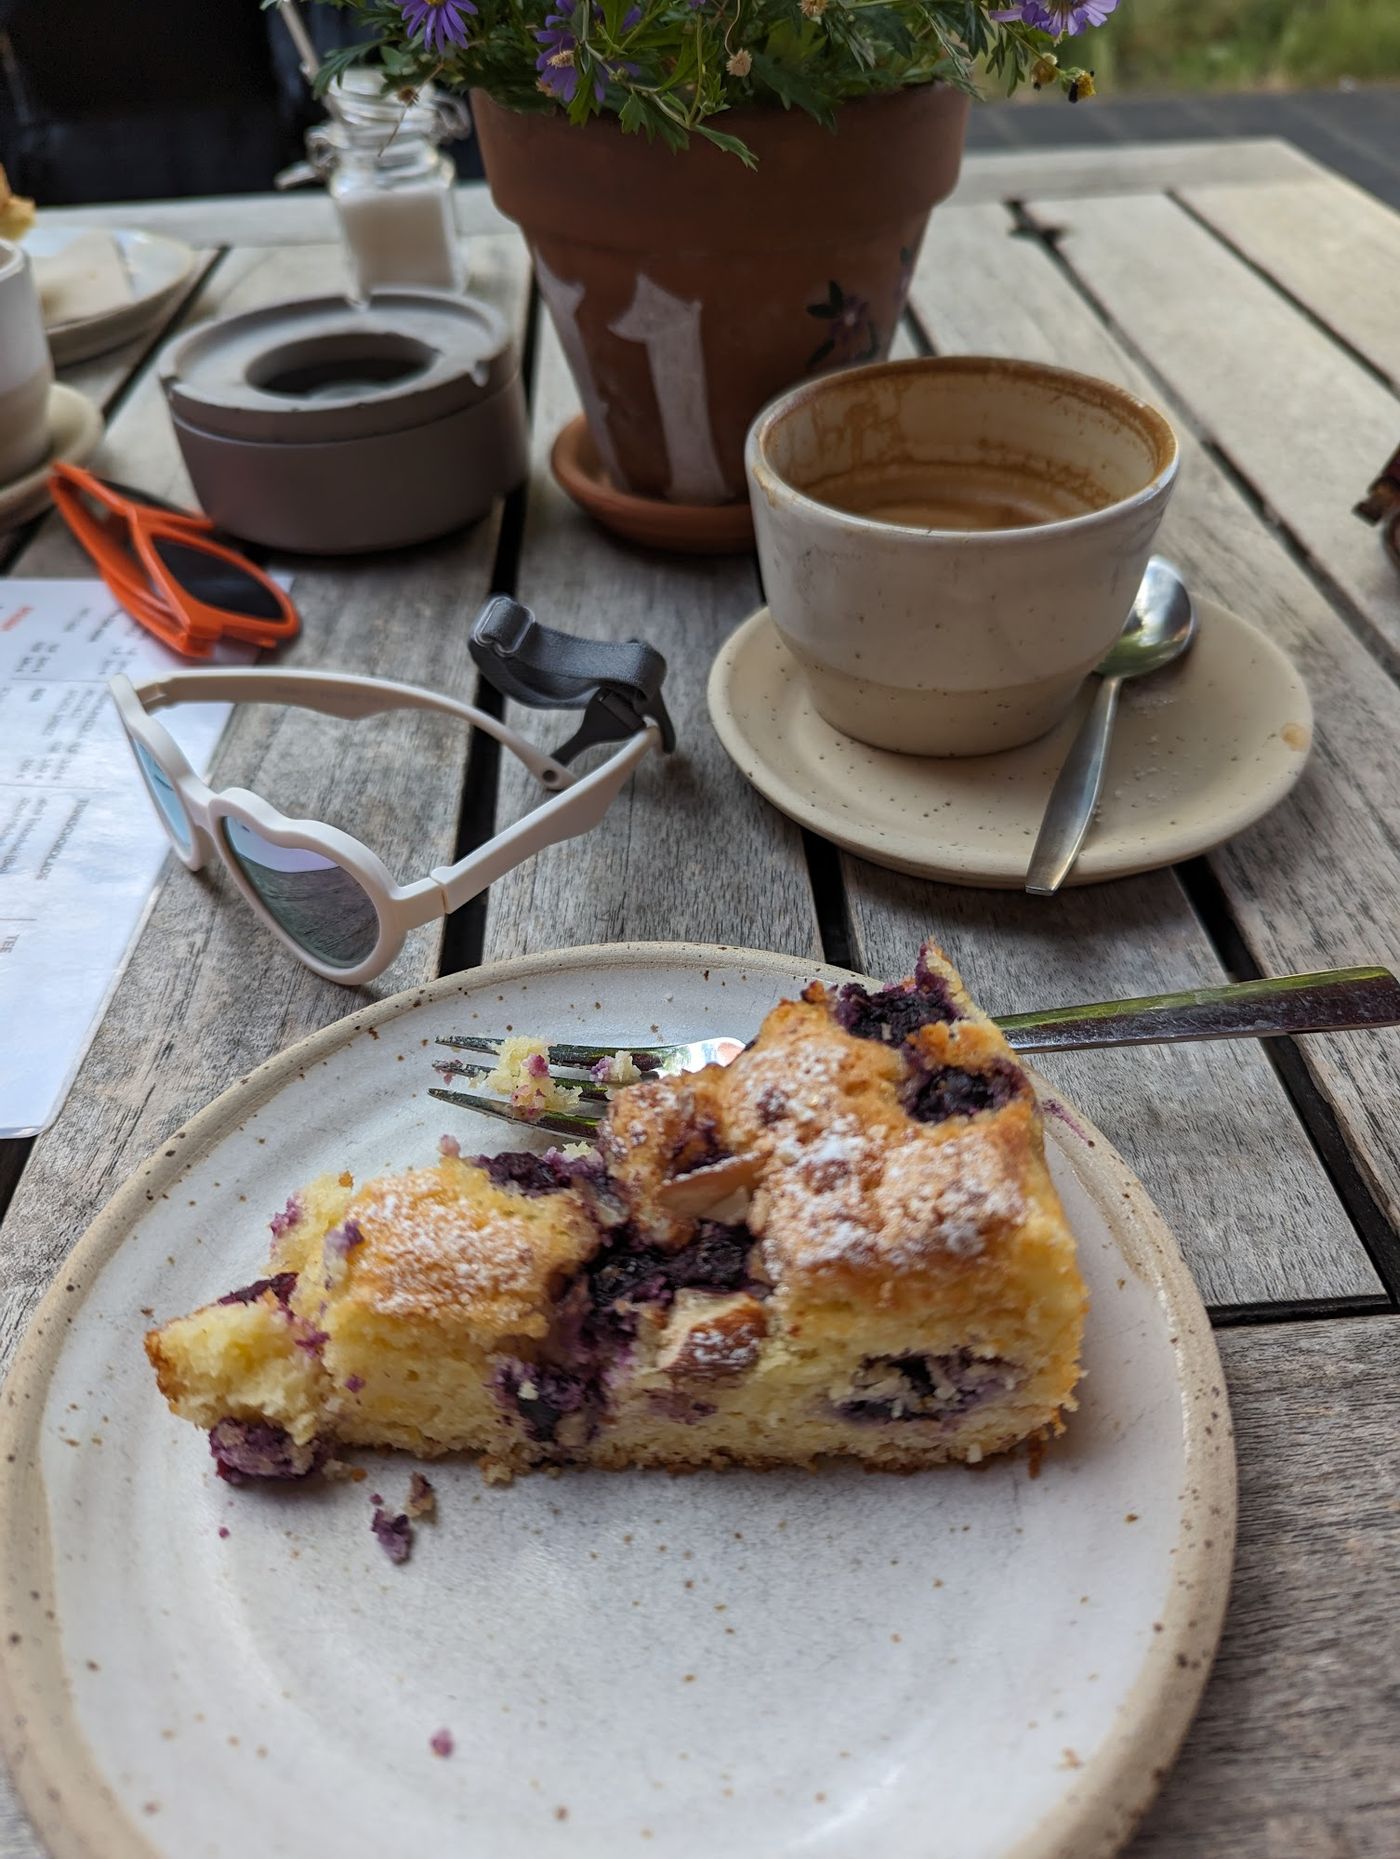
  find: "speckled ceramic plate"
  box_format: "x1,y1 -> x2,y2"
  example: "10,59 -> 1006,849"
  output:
708,601 -> 1311,887
0,944 -> 1235,1859
23,226 -> 199,366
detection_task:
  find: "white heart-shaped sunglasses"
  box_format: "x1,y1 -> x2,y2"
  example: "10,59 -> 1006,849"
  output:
109,661 -> 663,985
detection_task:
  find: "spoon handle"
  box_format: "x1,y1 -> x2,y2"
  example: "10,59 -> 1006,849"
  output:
1025,674 -> 1122,895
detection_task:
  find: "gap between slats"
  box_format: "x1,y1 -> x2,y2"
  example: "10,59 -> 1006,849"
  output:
437,274 -> 543,982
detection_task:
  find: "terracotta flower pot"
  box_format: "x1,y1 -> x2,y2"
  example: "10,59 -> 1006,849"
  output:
471,86 -> 970,507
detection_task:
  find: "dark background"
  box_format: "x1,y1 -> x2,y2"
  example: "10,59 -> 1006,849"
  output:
0,0 -> 483,204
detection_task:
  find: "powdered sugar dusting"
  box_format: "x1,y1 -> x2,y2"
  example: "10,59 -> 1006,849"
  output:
682,1318 -> 762,1375
760,1122 -> 1026,1273
879,1130 -> 1026,1259
772,1117 -> 872,1188
346,1165 -> 595,1327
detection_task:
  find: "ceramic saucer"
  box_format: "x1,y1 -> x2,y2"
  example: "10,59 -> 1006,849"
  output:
708,600 -> 1312,889
23,225 -> 198,366
551,414 -> 754,554
0,384 -> 104,533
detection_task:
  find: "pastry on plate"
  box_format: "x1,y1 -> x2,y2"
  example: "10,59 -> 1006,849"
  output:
147,942 -> 1087,1481
0,165 -> 35,240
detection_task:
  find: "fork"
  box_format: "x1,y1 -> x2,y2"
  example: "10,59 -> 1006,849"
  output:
426,964 -> 1400,1139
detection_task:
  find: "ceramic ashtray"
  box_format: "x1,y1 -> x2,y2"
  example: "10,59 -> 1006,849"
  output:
158,290 -> 528,554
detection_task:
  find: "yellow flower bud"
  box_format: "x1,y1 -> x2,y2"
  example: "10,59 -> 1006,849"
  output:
1068,69 -> 1096,101
800,0 -> 828,18
726,48 -> 753,76
1030,54 -> 1058,88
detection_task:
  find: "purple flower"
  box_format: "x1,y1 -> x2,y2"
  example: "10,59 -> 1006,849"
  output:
398,0 -> 476,53
993,0 -> 1117,31
534,5 -> 605,103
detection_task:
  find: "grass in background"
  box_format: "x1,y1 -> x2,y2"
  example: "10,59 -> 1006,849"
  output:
1067,0 -> 1400,91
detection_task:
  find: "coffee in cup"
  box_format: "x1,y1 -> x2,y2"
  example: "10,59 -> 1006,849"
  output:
746,356 -> 1179,757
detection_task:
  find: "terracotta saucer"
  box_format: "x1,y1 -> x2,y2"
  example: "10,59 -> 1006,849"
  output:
550,414 -> 754,555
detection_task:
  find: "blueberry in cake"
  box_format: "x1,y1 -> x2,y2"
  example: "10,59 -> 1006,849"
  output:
147,942 -> 1087,1481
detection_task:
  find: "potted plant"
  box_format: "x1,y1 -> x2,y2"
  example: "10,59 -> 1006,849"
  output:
304,0 -> 1116,517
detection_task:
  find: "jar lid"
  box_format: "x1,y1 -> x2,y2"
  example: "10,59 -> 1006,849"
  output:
158,291 -> 516,444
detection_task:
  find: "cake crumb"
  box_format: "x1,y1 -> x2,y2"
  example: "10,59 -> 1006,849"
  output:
406,1472 -> 436,1520
554,1807 -> 569,1822
430,1728 -> 454,1758
372,1506 -> 412,1564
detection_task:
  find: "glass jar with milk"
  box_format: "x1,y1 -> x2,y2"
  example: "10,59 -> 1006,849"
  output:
308,71 -> 467,299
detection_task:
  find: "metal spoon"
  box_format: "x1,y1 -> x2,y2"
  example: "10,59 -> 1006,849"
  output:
1025,556 -> 1197,896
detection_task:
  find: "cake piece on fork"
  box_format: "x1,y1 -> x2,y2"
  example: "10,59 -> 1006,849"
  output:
146,941 -> 1087,1481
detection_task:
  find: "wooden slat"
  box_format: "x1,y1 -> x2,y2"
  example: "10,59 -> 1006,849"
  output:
984,190 -> 1400,1246
1177,174 -> 1400,390
948,135 -> 1332,208
482,319 -> 822,963
846,202 -> 1381,1309
0,231 -> 531,1368
1019,190 -> 1400,665
1127,1313 -> 1400,1858
35,184 -> 511,248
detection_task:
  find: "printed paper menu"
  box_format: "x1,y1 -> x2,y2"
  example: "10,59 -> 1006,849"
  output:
0,582 -> 250,1137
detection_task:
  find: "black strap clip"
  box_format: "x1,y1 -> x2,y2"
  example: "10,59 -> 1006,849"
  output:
469,595 -> 677,765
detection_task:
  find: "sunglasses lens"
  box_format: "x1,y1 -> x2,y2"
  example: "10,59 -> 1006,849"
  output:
149,534 -> 284,622
130,737 -> 193,854
222,818 -> 379,969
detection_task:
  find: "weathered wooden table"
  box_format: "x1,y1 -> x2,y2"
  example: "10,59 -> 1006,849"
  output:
4,134 -> 1400,1857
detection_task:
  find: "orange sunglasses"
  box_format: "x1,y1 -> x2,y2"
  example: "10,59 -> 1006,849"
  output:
49,463 -> 300,658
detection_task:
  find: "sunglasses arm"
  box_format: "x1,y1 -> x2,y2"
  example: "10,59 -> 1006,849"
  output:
431,727 -> 660,913
130,669 -> 574,791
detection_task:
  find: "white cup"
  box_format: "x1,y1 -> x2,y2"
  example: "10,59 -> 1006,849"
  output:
746,356 -> 1179,757
0,237 -> 54,487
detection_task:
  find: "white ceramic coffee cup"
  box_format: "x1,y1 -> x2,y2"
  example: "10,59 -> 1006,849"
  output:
746,356 -> 1179,756
0,237 -> 54,487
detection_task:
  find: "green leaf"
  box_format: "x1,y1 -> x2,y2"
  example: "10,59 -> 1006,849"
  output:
747,49 -> 839,124
693,122 -> 758,166
310,38 -> 384,92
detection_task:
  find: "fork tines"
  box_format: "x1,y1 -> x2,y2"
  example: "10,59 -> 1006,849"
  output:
435,1034 -> 665,1071
427,1086 -> 603,1138
432,1054 -> 612,1105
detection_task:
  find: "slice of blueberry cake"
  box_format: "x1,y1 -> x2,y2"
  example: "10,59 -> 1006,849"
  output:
146,942 -> 1087,1481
